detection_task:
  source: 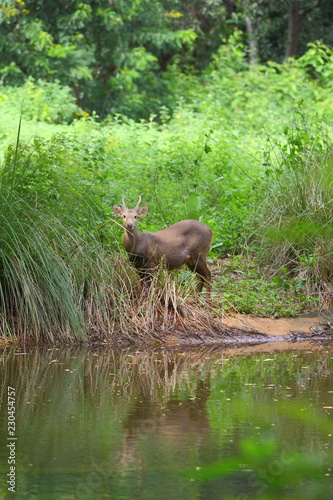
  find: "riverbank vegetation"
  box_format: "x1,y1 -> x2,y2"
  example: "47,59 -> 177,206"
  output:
1,2 -> 333,343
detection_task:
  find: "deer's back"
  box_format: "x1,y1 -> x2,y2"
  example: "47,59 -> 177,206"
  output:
155,220 -> 212,249
153,220 -> 212,265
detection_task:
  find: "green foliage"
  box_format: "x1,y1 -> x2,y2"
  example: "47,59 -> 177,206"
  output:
1,133 -> 106,229
1,0 -> 333,120
198,35 -> 333,135
259,104 -> 333,297
216,256 -> 318,316
0,79 -> 83,123
0,0 -> 204,119
298,40 -> 333,85
2,38 -> 333,322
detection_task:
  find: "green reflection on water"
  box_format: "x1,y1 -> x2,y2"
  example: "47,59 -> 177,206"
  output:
1,344 -> 333,499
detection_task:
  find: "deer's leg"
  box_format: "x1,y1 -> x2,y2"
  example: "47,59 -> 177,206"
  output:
136,268 -> 153,301
138,257 -> 160,290
186,255 -> 211,298
138,268 -> 153,286
197,258 -> 211,298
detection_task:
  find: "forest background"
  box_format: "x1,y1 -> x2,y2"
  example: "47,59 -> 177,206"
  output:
1,0 -> 333,342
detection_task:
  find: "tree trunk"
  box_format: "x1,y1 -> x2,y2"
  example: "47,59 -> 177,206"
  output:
243,0 -> 259,65
285,1 -> 300,58
245,14 -> 259,65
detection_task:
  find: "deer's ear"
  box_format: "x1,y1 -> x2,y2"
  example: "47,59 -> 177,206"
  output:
138,205 -> 148,218
113,205 -> 123,217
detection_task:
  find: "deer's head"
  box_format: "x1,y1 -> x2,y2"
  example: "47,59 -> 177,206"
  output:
113,196 -> 148,230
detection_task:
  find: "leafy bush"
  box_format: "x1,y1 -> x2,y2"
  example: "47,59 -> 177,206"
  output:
197,35 -> 333,134
0,79 -> 83,123
216,256 -> 319,317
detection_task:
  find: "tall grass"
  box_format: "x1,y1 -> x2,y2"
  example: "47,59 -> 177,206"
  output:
0,132 -> 121,342
0,148 -> 98,341
0,211 -> 76,340
259,106 -> 333,302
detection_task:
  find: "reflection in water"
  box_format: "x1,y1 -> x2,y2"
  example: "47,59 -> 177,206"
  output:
0,344 -> 333,499
121,372 -> 211,471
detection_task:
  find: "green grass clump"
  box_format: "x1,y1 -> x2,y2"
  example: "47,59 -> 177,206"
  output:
257,106 -> 333,304
0,205 -> 83,341
0,133 -> 115,342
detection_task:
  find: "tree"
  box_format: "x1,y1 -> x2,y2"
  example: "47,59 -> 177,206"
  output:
239,0 -> 260,65
0,0 -> 199,117
1,0 -> 333,119
285,0 -> 324,58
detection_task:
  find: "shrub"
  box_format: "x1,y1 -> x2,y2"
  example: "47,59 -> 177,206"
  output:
0,79 -> 83,124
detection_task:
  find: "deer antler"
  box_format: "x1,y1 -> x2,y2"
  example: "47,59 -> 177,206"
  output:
136,195 -> 142,207
121,198 -> 127,209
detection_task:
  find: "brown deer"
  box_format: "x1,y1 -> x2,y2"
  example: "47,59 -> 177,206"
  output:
113,196 -> 212,297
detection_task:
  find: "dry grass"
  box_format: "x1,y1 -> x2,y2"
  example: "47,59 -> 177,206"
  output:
86,263 -> 234,344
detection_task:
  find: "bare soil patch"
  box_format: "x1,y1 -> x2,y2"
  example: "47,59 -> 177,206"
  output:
162,313 -> 333,348
221,314 -> 322,337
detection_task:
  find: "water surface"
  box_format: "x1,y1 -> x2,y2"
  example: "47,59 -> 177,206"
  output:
1,342 -> 333,499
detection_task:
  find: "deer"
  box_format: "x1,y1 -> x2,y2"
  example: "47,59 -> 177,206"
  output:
113,196 -> 212,298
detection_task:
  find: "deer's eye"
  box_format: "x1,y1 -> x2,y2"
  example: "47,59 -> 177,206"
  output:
134,216 -> 137,219
123,215 -> 126,218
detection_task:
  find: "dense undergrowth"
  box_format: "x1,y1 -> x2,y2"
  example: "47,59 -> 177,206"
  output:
0,132 -> 233,342
1,39 -> 333,343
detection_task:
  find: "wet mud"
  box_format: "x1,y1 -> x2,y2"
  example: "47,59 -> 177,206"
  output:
164,313 -> 333,350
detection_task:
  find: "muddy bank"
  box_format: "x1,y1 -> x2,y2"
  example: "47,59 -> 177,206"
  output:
2,314 -> 333,349
163,313 -> 333,348
221,314 -> 326,337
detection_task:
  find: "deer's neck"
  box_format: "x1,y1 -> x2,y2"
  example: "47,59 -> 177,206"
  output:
124,228 -> 139,253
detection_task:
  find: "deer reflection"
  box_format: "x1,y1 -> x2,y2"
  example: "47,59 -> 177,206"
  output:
120,368 -> 211,470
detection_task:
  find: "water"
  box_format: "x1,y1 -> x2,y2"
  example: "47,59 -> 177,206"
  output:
1,342 -> 333,499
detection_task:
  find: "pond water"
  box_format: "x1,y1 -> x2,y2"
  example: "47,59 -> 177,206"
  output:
1,341 -> 333,499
